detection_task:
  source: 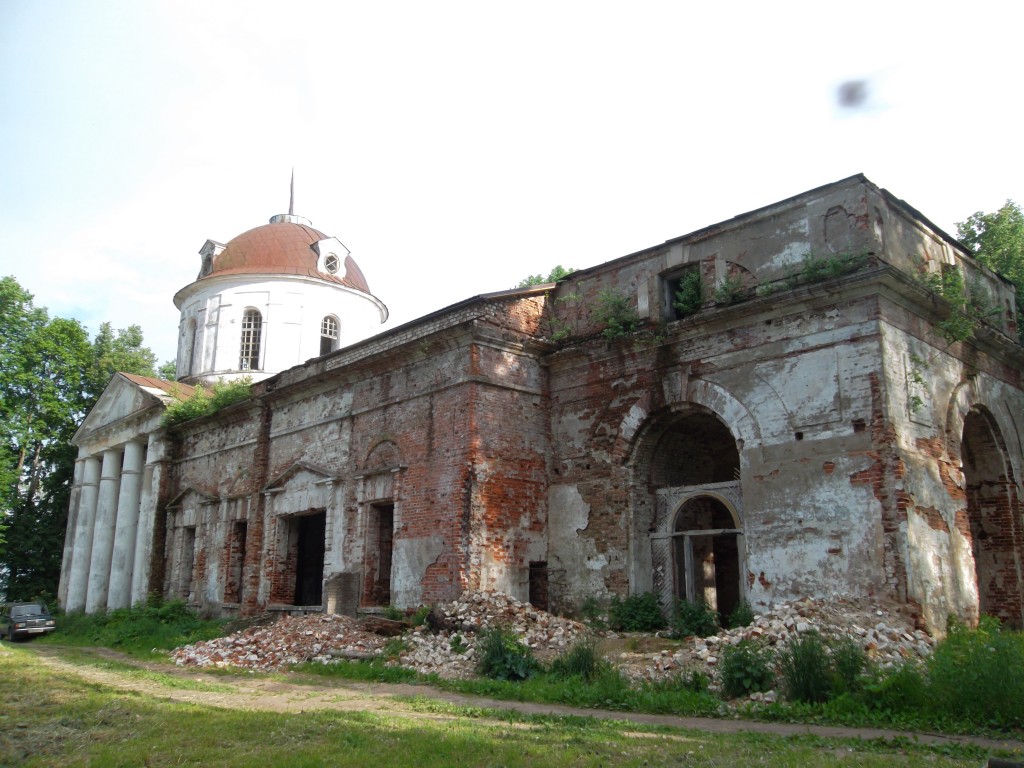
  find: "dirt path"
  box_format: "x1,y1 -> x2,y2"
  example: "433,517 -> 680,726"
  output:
24,645 -> 1024,755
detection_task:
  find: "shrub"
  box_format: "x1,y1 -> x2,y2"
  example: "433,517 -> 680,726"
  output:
475,625 -> 539,681
718,639 -> 776,698
859,661 -> 927,714
548,636 -> 610,683
925,615 -> 1024,728
669,599 -> 720,639
595,289 -> 641,339
779,631 -> 832,704
725,601 -> 755,629
162,378 -> 253,427
673,269 -> 704,317
713,273 -> 746,305
607,593 -> 665,632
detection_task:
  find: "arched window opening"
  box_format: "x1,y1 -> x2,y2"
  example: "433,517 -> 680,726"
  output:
672,496 -> 742,619
239,308 -> 262,371
320,315 -> 339,356
961,408 -> 1023,627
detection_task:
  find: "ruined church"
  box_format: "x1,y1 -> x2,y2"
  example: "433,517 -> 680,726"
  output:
58,175 -> 1024,633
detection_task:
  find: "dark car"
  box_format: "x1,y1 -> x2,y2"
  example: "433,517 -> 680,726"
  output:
0,602 -> 57,641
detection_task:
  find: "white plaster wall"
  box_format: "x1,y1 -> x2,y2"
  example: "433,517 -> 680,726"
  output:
175,275 -> 387,382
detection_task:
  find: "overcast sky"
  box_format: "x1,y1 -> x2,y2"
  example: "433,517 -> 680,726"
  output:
1,1 -> 1021,365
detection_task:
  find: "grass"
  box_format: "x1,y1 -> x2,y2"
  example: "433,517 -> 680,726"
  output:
0,643 -> 998,767
37,600 -> 228,658
28,602 -> 1024,744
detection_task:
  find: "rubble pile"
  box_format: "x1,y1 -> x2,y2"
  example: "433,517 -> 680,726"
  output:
397,590 -> 588,678
614,596 -> 934,686
171,613 -> 390,671
170,593 -> 934,691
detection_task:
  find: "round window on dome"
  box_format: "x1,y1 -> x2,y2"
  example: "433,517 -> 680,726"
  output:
324,254 -> 340,274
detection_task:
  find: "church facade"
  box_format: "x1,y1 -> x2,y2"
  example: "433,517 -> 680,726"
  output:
59,175 -> 1024,633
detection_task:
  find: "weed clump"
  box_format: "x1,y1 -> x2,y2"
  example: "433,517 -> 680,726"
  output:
718,639 -> 776,699
548,636 -> 610,683
779,631 -> 832,704
669,599 -> 720,639
475,625 -> 539,681
607,593 -> 665,632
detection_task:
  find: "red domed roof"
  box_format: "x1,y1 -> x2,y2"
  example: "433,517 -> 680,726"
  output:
203,220 -> 372,294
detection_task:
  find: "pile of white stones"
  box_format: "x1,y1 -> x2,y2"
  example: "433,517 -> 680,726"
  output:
171,613 -> 389,671
170,593 -> 933,692
613,596 -> 934,695
396,590 -> 588,679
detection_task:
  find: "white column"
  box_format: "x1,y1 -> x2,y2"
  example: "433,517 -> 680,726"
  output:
107,441 -> 145,610
57,458 -> 86,610
66,456 -> 101,613
86,448 -> 122,613
131,432 -> 163,606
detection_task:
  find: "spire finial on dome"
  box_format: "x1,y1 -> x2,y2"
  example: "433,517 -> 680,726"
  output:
269,169 -> 311,226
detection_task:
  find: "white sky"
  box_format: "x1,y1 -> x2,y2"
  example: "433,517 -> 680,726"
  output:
1,1 -> 1022,365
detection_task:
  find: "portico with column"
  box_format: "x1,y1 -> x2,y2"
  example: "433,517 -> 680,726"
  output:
58,373 -> 190,614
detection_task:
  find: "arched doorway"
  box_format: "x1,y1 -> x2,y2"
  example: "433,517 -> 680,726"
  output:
961,407 -> 1023,627
631,406 -> 744,613
672,495 -> 743,618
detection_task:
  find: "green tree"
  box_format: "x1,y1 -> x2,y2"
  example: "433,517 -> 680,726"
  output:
0,277 -> 157,603
516,265 -> 575,288
158,359 -> 177,380
957,200 -> 1024,342
86,322 -> 158,395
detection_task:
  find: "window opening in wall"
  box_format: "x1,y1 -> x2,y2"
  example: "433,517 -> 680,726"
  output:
320,315 -> 339,356
180,527 -> 196,601
673,497 -> 742,619
665,264 -> 705,321
324,253 -> 339,274
294,511 -> 326,606
224,521 -> 247,604
367,502 -> 394,606
239,308 -> 262,370
961,408 -> 1023,628
529,561 -> 549,611
185,318 -> 198,377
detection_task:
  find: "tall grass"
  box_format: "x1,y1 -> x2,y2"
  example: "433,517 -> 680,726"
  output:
43,600 -> 226,656
925,616 -> 1024,728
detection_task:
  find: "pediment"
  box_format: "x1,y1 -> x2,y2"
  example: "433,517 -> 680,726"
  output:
263,461 -> 336,492
166,486 -> 219,509
73,373 -> 189,445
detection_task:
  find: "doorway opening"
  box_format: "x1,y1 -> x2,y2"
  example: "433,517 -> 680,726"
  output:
672,496 -> 742,618
224,521 -> 247,604
366,502 -> 394,606
293,511 -> 326,606
961,408 -> 1023,627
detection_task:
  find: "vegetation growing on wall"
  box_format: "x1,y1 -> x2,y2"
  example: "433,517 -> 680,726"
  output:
673,268 -> 704,317
594,288 -> 641,339
161,378 -> 253,428
957,200 -> 1024,343
516,265 -> 576,288
917,265 -> 999,344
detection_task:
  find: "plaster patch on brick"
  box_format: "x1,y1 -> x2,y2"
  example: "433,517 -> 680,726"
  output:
392,535 -> 445,608
548,483 -> 610,605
